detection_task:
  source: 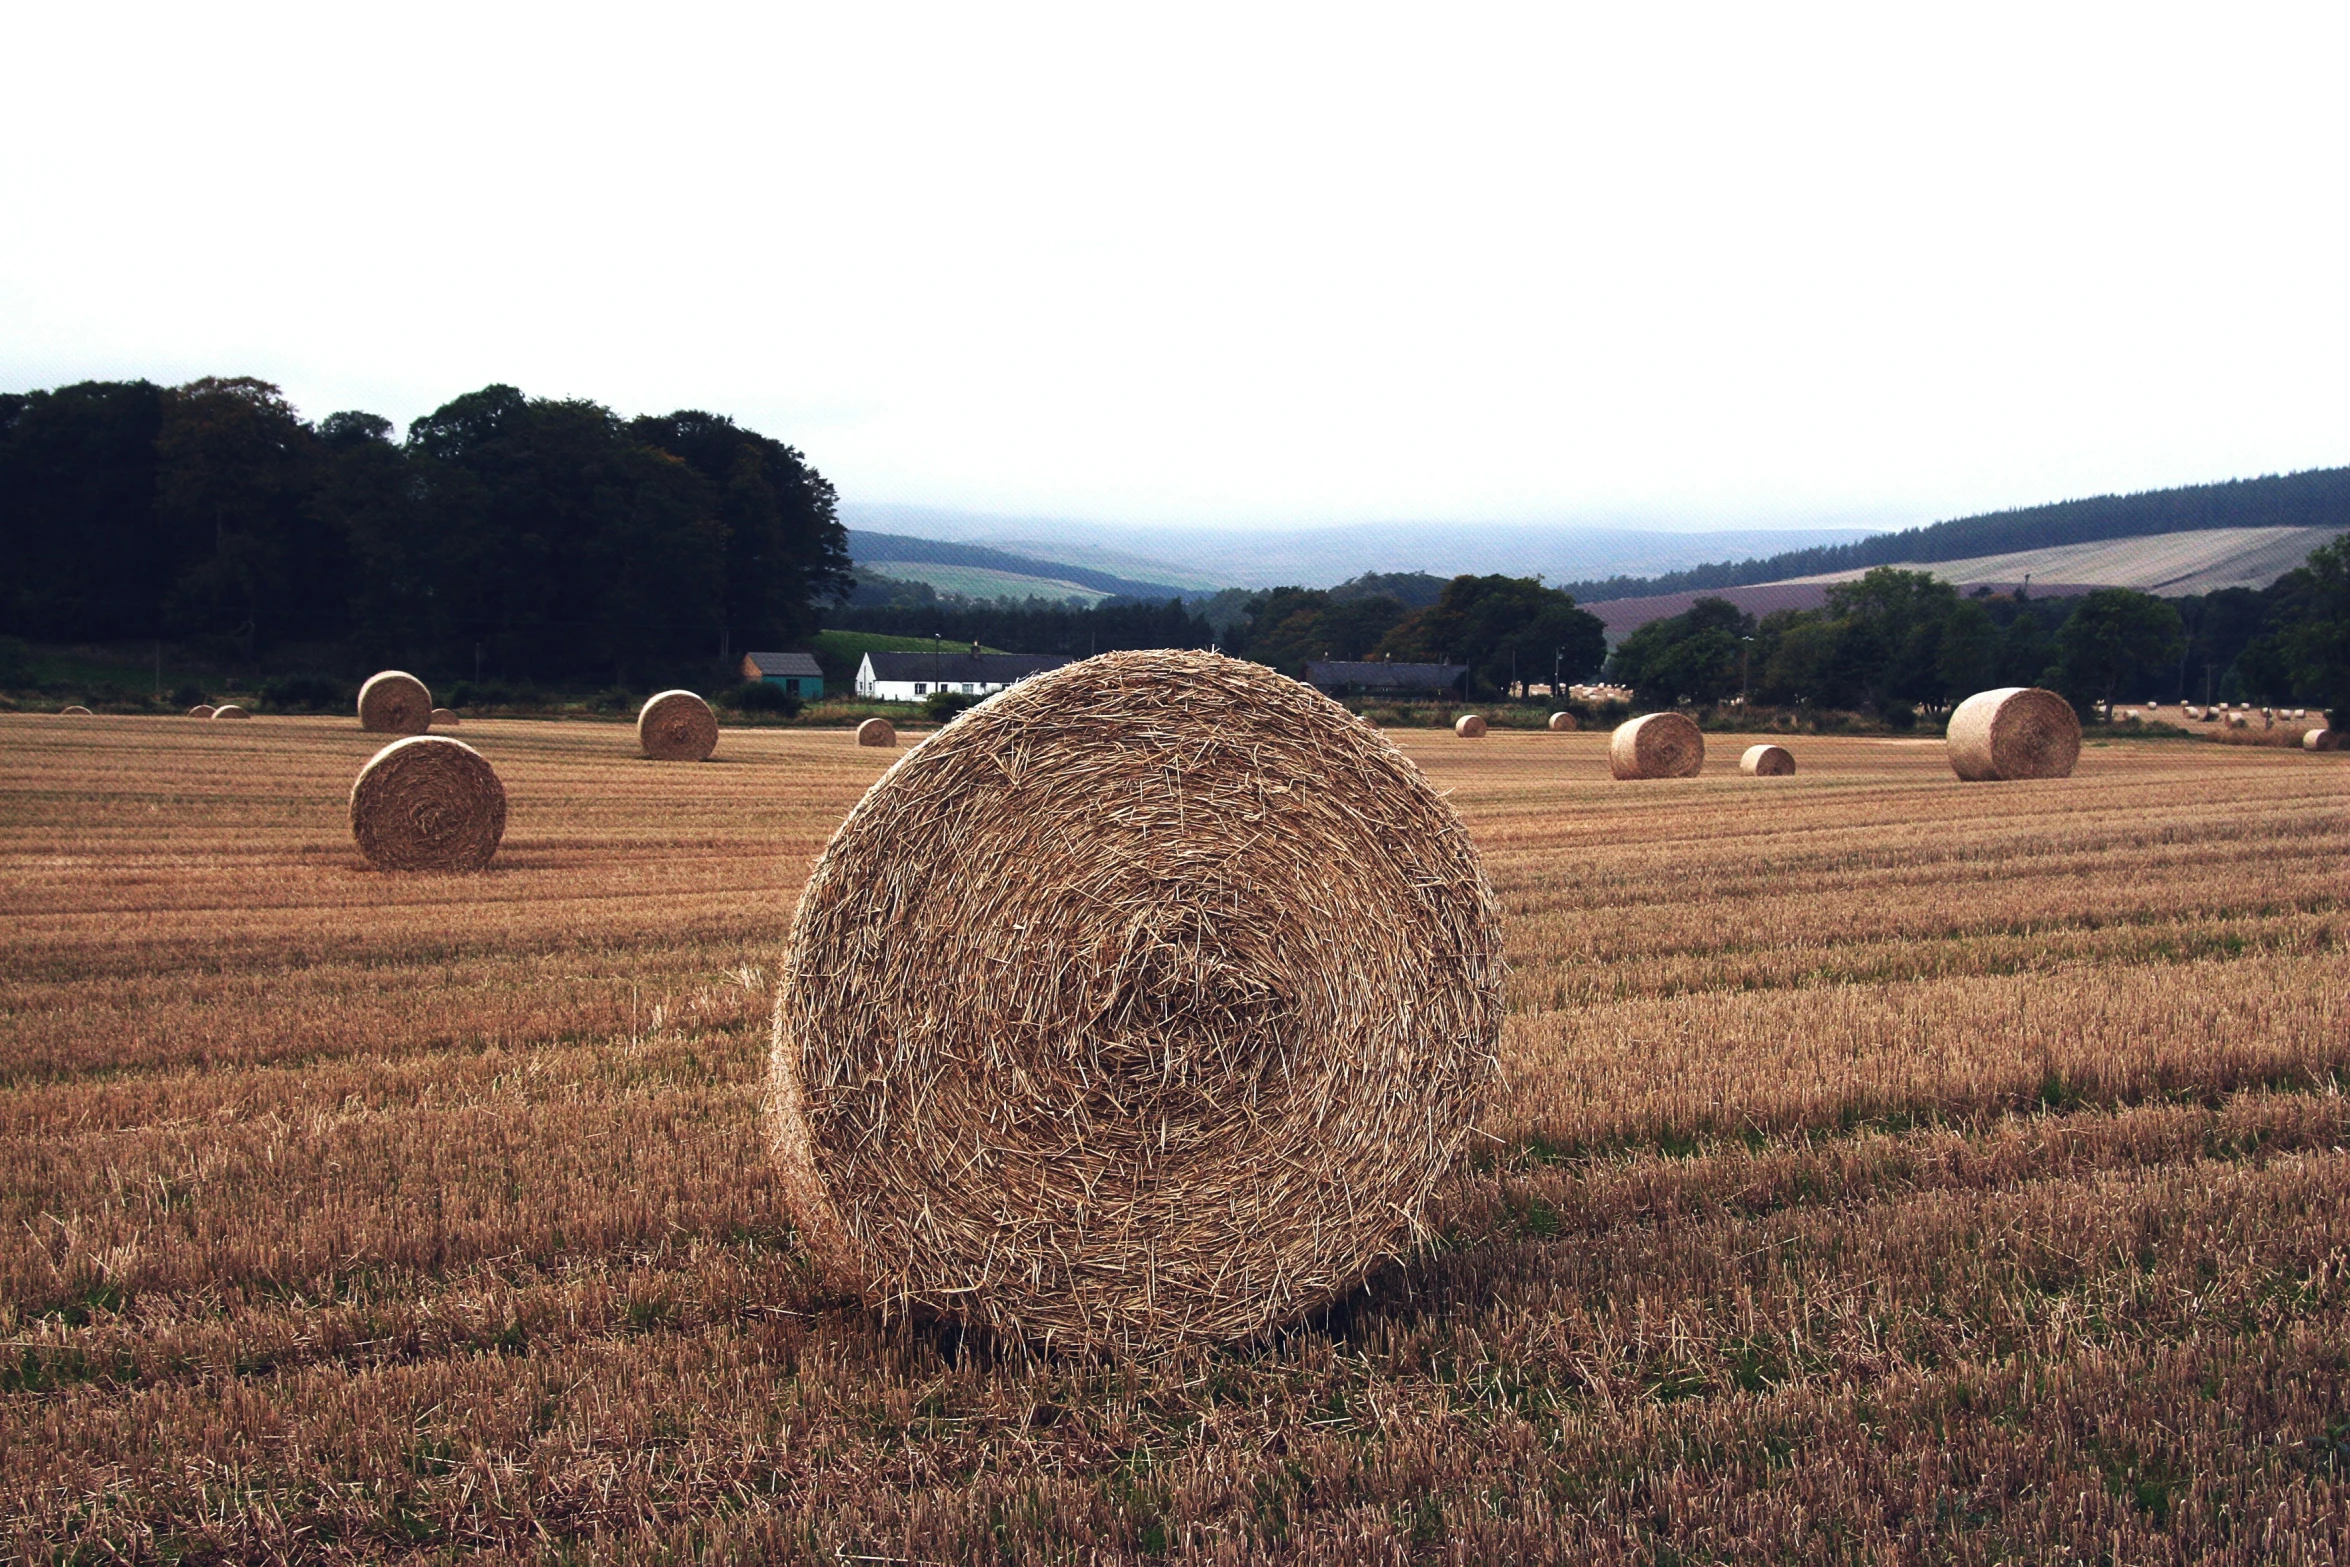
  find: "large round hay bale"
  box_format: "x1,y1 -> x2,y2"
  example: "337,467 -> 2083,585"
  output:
349,736 -> 506,872
187,704 -> 215,719
430,707 -> 460,727
1947,687 -> 2080,780
1454,713 -> 1488,738
637,689 -> 718,761
1740,742 -> 1796,776
210,704 -> 250,720
1609,711 -> 1704,779
2306,729 -> 2339,753
770,649 -> 1503,1352
357,671 -> 432,735
1547,711 -> 1578,732
855,717 -> 896,748
58,705 -> 92,716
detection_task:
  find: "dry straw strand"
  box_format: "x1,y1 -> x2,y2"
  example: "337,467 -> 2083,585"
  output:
210,705 -> 250,720
637,690 -> 719,761
1454,713 -> 1488,738
430,708 -> 460,728
855,717 -> 896,748
1547,711 -> 1578,732
1740,743 -> 1796,776
348,735 -> 507,873
1609,711 -> 1704,779
1947,687 -> 2080,781
769,649 -> 1505,1354
186,705 -> 215,719
357,671 -> 432,735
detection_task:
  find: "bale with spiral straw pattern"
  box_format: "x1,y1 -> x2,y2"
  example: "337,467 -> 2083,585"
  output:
349,736 -> 506,872
358,671 -> 432,734
187,705 -> 215,719
637,690 -> 719,761
769,649 -> 1504,1353
1947,687 -> 2080,781
855,717 -> 896,748
2308,729 -> 2339,753
1454,713 -> 1487,737
430,708 -> 460,727
1609,711 -> 1704,779
1740,743 -> 1795,776
211,705 -> 250,720
1547,711 -> 1578,732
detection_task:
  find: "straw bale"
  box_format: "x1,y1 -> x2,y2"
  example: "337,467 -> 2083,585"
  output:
187,705 -> 215,718
1740,742 -> 1796,776
357,670 -> 432,734
430,708 -> 460,727
1947,687 -> 2080,781
856,717 -> 896,748
58,705 -> 92,716
1454,713 -> 1488,737
2307,729 -> 2339,753
348,736 -> 506,873
1609,711 -> 1704,779
769,649 -> 1504,1353
637,689 -> 719,761
210,705 -> 250,720
1547,711 -> 1578,732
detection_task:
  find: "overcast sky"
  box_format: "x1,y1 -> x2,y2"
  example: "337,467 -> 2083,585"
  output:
5,4 -> 2345,534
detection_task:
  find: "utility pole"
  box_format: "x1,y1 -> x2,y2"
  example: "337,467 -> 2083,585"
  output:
1740,635 -> 1755,707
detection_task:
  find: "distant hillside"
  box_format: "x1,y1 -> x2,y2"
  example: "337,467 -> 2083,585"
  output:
1562,467 -> 2350,601
848,530 -> 1194,603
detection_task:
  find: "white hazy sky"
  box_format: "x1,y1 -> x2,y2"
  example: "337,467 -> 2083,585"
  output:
4,3 -> 2346,533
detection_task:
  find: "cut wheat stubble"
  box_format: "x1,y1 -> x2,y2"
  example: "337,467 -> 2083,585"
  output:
348,735 -> 507,873
357,671 -> 432,735
636,690 -> 718,761
1947,687 -> 2081,781
769,649 -> 1505,1354
1610,711 -> 1704,779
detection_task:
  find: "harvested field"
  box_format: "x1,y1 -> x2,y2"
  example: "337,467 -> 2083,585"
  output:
3,717 -> 2349,1563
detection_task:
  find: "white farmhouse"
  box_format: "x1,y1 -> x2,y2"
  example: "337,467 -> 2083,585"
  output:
855,650 -> 1073,703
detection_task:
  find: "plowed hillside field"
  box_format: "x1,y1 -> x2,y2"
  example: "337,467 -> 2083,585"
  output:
4,715 -> 2347,1563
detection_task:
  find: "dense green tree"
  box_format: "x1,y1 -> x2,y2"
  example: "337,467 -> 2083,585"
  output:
1612,598 -> 1751,706
0,380 -> 168,639
154,378 -> 331,657
2050,588 -> 2185,708
2274,533 -> 2350,721
1375,575 -> 1607,697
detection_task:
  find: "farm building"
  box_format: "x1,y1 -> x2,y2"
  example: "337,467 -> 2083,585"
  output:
740,651 -> 826,699
854,650 -> 1072,703
1303,660 -> 1469,699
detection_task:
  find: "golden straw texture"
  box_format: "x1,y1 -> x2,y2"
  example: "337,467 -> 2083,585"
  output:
1454,713 -> 1488,737
770,649 -> 1505,1353
357,671 -> 432,735
1547,711 -> 1578,732
186,705 -> 215,719
1740,742 -> 1796,776
637,690 -> 719,761
348,736 -> 507,873
1609,711 -> 1704,779
855,718 -> 896,748
210,705 -> 250,720
1947,687 -> 2081,781
430,708 -> 460,727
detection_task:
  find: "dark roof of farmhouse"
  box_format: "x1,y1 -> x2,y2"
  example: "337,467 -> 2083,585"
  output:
744,650 -> 824,678
1304,660 -> 1469,691
865,652 -> 1075,682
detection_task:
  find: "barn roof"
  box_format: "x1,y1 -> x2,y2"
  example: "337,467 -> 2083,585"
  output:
744,650 -> 823,678
1303,660 -> 1468,693
864,651 -> 1073,682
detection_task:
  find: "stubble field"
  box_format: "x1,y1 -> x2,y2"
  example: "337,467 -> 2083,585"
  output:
3,713 -> 2347,1563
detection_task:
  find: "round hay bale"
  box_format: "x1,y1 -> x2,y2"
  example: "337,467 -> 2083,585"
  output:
1609,711 -> 1704,779
349,736 -> 506,872
1454,713 -> 1488,738
58,705 -> 93,716
1740,743 -> 1796,776
2306,729 -> 2339,753
187,704 -> 215,719
1947,687 -> 2080,780
2227,712 -> 2248,729
1547,711 -> 1578,732
210,704 -> 250,720
637,689 -> 718,761
357,670 -> 432,735
855,717 -> 896,748
769,649 -> 1504,1352
430,707 -> 460,727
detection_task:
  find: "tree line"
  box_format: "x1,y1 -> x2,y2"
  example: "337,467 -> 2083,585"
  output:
0,378 -> 850,686
1608,552 -> 2350,722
